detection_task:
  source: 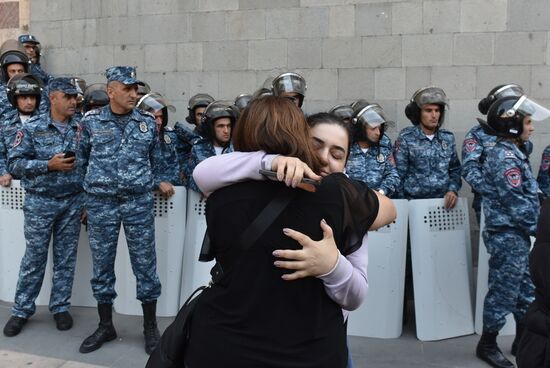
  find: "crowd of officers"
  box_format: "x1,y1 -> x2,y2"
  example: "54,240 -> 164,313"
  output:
0,34 -> 548,368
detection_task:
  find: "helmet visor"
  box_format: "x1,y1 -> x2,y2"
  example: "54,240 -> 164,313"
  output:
509,95 -> 550,122
356,104 -> 394,128
493,84 -> 524,100
138,92 -> 176,113
413,87 -> 448,108
272,73 -> 306,97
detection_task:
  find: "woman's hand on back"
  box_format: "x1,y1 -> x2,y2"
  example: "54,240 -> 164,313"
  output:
271,156 -> 322,188
273,219 -> 339,280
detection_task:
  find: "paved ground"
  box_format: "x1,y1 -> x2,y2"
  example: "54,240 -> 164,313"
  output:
0,301 -> 515,368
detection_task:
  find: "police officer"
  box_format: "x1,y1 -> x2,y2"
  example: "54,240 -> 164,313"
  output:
173,93 -> 214,186
82,83 -> 109,113
0,39 -> 31,121
345,101 -> 400,197
462,84 -> 525,222
475,95 -> 548,368
137,91 -> 180,189
18,34 -> 52,85
234,93 -> 252,113
186,100 -> 236,194
2,77 -> 83,337
537,144 -> 550,198
394,86 -> 461,208
329,104 -> 354,125
78,66 -> 167,355
272,72 -> 307,108
0,73 -> 43,187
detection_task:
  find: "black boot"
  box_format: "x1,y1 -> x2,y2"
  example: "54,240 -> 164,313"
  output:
476,331 -> 515,368
511,323 -> 524,356
142,301 -> 160,355
79,304 -> 117,353
3,316 -> 27,337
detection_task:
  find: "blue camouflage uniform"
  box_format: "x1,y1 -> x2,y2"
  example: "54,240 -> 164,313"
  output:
0,83 -> 11,121
7,78 -> 84,318
185,137 -> 233,194
481,139 -> 538,333
537,145 -> 550,198
393,125 -> 462,199
30,63 -> 52,86
78,66 -> 166,304
0,109 -> 19,177
173,122 -> 201,186
346,134 -> 400,197
157,127 -> 182,186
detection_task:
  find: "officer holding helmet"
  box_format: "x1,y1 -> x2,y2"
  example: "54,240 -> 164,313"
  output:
462,84 -> 527,222
18,34 -> 52,85
78,66 -> 168,355
393,86 -> 461,209
475,95 -> 549,368
0,39 -> 31,120
345,100 -> 400,197
272,72 -> 307,108
0,73 -> 43,187
3,78 -> 83,338
137,91 -> 180,190
82,83 -> 109,113
186,100 -> 235,194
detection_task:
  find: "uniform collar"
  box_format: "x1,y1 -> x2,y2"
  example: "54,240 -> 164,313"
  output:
414,124 -> 441,140
46,114 -> 78,130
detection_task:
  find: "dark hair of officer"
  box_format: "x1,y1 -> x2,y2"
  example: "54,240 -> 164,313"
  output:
6,72 -> 42,108
478,84 -> 524,115
308,112 -> 352,161
233,96 -> 322,173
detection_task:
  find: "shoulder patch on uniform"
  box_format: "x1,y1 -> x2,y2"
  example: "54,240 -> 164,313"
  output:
84,109 -> 100,117
13,131 -> 23,148
504,167 -> 522,188
164,134 -> 172,144
542,155 -> 550,171
463,138 -> 478,152
504,150 -> 517,159
394,139 -> 401,153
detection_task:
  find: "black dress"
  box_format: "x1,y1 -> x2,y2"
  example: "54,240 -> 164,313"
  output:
185,173 -> 379,368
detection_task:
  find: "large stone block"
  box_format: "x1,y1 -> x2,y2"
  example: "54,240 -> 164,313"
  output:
423,0 -> 460,34
72,1 -> 101,19
219,71 -> 258,99
266,8 -> 329,39
297,69 -> 338,101
302,100 -> 337,116
226,10 -> 266,40
405,67 -> 431,97
337,68 -> 375,100
135,0 -> 177,15
239,0 -> 299,9
375,68 -> 405,100
164,72 -> 191,104
509,0 -> 550,31
453,33 -> 493,66
531,66 -> 550,100
42,47 -> 68,75
249,39 -> 288,70
494,32 -> 546,65
322,37 -> 362,68
62,19 -> 97,48
402,34 -> 453,67
445,99 -> 480,134
177,43 -> 203,71
79,46 -> 115,75
191,12 -> 226,42
431,66 -> 476,100
329,6 -> 355,38
203,41 -> 248,71
362,35 -> 402,68
145,44 -> 177,72
30,21 -> 63,48
140,14 -> 189,44
301,0 -> 346,6
460,0 -> 506,32
355,3 -> 392,36
101,0 -> 128,17
476,66 -> 532,98
96,16 -> 141,46
189,71 -> 220,97
114,45 -> 146,72
198,0 -> 239,11
137,72 -> 166,93
391,1 -> 422,35
31,0 -> 72,22
288,38 -> 322,69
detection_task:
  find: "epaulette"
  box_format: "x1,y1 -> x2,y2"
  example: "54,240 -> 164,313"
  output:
438,128 -> 454,136
504,150 -> 517,160
398,126 -> 416,137
84,109 -> 100,117
164,126 -> 174,132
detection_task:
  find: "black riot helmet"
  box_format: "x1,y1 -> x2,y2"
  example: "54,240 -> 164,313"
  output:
83,83 -> 109,112
272,72 -> 306,107
136,80 -> 151,99
186,93 -> 215,125
478,84 -> 524,115
197,100 -> 237,145
6,73 -> 42,110
404,86 -> 448,126
234,94 -> 252,112
137,92 -> 176,128
69,77 -> 86,110
328,104 -> 354,124
0,39 -> 30,84
478,95 -> 550,138
351,102 -> 394,145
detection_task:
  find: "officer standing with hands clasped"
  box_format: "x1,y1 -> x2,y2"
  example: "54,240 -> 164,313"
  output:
3,77 -> 83,337
475,95 -> 549,368
78,66 -> 168,355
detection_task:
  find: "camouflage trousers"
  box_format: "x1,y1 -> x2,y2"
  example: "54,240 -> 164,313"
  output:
482,230 -> 534,333
12,192 -> 83,318
86,192 -> 161,304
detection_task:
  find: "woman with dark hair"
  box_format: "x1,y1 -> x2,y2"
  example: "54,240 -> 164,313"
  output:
183,97 -> 382,368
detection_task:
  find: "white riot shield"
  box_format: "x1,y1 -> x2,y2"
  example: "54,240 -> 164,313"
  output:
0,181 -> 53,305
347,199 -> 409,338
114,188 -> 187,317
474,207 -> 516,335
409,198 -> 475,341
179,190 -> 213,306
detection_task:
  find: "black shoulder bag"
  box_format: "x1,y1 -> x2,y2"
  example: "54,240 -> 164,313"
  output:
146,188 -> 297,368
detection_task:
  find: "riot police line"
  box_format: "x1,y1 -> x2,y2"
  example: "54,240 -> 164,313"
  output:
0,34 -> 549,367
